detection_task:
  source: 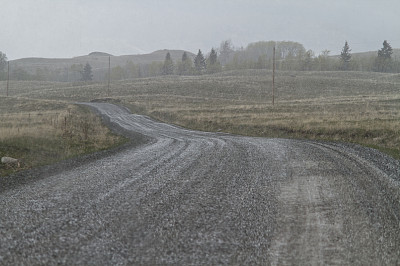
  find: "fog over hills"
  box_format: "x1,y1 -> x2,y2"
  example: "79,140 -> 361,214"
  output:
11,50 -> 194,72
9,50 -> 195,81
11,47 -> 399,79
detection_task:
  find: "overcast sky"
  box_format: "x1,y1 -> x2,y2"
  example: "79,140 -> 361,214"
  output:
2,0 -> 400,60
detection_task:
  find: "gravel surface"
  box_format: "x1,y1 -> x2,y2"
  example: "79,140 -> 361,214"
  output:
1,102 -> 399,265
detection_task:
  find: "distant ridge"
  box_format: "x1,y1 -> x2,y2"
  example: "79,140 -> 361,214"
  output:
88,52 -> 113,57
10,49 -> 195,80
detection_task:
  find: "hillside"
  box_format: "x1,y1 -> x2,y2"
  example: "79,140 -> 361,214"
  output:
10,49 -> 195,81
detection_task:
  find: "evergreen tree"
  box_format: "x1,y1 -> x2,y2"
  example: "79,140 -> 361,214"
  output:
219,40 -> 234,65
340,41 -> 352,70
207,48 -> 222,73
177,52 -> 193,75
378,40 -> 393,59
0,52 -> 7,72
0,52 -> 7,80
194,49 -> 206,74
182,51 -> 188,62
374,40 -> 393,72
81,62 -> 93,81
208,48 -> 217,65
162,52 -> 174,75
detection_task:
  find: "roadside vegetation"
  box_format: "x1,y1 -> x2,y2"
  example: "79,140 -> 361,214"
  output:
1,69 -> 399,174
0,97 -> 127,176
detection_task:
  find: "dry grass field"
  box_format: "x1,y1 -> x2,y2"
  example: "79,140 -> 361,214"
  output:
1,69 -> 399,175
0,96 -> 127,176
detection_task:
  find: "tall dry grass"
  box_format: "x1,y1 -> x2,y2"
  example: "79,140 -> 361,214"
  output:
0,98 -> 126,176
1,70 -> 399,160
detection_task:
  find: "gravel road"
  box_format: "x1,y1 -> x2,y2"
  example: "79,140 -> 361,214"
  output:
1,102 -> 399,265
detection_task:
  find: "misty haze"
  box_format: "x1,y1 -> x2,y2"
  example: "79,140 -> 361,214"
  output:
1,0 -> 400,264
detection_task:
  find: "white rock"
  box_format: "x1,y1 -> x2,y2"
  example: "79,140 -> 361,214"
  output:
1,157 -> 20,167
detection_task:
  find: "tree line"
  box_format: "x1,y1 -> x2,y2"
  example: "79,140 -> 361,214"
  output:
83,39 -> 400,79
218,40 -> 399,73
0,39 -> 399,82
161,49 -> 221,76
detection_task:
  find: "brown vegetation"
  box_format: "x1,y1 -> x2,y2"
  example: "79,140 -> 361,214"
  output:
0,97 -> 127,176
0,69 -> 399,177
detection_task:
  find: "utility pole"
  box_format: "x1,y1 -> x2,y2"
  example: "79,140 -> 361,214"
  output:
6,61 -> 9,97
272,46 -> 276,106
108,56 -> 111,97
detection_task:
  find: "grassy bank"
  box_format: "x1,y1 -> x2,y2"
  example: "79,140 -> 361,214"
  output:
1,69 -> 399,172
0,97 -> 127,176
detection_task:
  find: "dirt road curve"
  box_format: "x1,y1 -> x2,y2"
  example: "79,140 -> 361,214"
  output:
1,102 -> 399,265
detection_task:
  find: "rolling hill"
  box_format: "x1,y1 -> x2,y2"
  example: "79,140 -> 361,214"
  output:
9,50 -> 195,81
